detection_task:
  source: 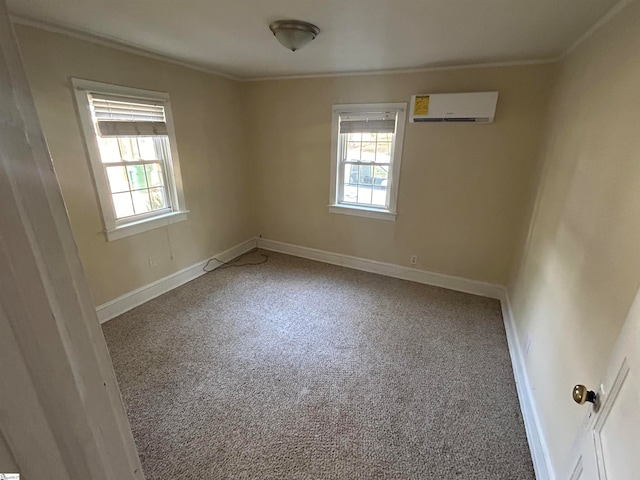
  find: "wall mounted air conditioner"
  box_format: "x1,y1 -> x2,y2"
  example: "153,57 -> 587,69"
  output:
409,91 -> 499,123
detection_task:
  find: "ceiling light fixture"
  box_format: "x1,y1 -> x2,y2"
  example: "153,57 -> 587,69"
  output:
269,19 -> 320,52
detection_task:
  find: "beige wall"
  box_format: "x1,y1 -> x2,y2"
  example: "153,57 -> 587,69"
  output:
14,5 -> 640,475
15,25 -> 255,305
16,23 -> 557,304
508,0 -> 640,473
244,65 -> 556,284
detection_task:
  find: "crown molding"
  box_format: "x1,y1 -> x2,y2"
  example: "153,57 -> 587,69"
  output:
7,13 -> 559,83
562,0 -> 632,58
11,0 -> 631,84
9,14 -> 241,81
242,58 -> 559,82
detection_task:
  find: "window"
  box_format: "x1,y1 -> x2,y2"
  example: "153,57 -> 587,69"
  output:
72,78 -> 187,241
329,103 -> 407,221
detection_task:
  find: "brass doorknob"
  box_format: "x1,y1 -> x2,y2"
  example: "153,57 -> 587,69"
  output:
573,384 -> 597,405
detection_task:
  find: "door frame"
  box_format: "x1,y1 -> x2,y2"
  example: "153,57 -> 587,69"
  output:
0,1 -> 143,478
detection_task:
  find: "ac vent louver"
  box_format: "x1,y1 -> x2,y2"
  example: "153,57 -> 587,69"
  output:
410,92 -> 498,123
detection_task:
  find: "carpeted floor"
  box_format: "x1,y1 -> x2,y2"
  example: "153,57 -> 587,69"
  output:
102,250 -> 534,479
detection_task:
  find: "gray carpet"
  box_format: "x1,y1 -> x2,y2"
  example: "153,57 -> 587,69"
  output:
102,250 -> 534,479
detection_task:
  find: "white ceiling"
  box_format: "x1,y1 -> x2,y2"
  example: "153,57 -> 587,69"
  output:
9,0 -> 620,79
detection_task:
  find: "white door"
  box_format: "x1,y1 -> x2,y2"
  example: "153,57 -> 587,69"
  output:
569,287 -> 640,479
0,0 -> 143,477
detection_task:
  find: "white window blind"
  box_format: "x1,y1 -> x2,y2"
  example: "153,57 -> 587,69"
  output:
73,78 -> 187,240
339,112 -> 396,134
96,121 -> 167,137
330,103 -> 407,221
89,93 -> 167,137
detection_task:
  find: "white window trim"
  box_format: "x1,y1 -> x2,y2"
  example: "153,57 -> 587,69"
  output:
105,210 -> 188,241
329,102 -> 407,221
328,204 -> 396,221
71,78 -> 187,241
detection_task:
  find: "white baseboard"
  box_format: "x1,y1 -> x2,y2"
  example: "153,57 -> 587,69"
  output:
499,289 -> 555,480
97,235 -> 551,479
96,237 -> 257,323
258,238 -> 551,479
257,238 -> 504,299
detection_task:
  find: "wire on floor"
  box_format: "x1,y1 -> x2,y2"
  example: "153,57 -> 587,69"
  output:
202,248 -> 268,273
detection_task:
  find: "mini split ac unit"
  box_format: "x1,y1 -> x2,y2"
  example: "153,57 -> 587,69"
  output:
410,91 -> 499,123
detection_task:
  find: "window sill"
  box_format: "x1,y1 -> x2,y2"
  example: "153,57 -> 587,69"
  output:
105,210 -> 189,241
328,204 -> 396,221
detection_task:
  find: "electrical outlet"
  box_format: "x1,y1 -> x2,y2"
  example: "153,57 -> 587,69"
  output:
148,257 -> 158,267
525,335 -> 532,356
410,255 -> 418,265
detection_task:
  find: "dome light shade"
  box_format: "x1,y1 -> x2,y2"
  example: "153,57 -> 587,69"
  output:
269,20 -> 320,52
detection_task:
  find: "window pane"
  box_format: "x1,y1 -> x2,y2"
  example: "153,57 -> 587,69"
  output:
361,142 -> 376,162
374,165 -> 389,180
357,183 -> 373,204
345,164 -> 357,186
145,163 -> 164,187
362,132 -> 377,142
149,187 -> 167,210
97,137 -> 121,163
118,137 -> 140,161
126,164 -> 148,190
359,165 -> 373,185
112,192 -> 134,218
343,164 -> 358,202
346,141 -> 362,162
137,137 -> 157,160
131,189 -> 152,214
106,166 -> 130,193
375,142 -> 391,162
372,165 -> 388,207
347,132 -> 362,142
341,163 -> 388,208
371,186 -> 387,206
